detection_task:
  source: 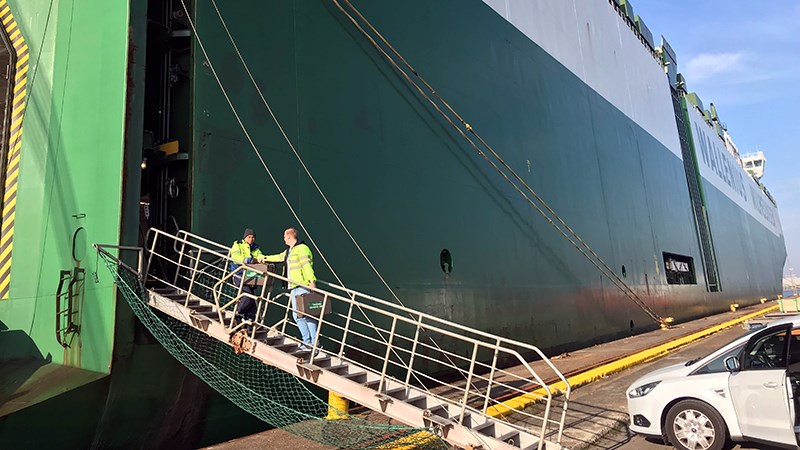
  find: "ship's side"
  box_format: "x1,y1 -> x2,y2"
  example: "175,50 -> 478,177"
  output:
188,0 -> 785,352
0,0 -> 786,448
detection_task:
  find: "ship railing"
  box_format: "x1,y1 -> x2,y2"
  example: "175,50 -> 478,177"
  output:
137,228 -> 571,445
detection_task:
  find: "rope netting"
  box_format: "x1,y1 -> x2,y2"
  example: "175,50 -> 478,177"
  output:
99,253 -> 447,450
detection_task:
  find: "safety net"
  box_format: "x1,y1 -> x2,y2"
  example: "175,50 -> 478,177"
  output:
99,252 -> 447,450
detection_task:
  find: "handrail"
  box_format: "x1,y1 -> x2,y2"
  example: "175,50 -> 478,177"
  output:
323,279 -> 571,396
93,244 -> 145,276
126,228 -> 570,445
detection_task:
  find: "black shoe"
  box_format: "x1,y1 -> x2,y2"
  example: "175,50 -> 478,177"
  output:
232,314 -> 245,327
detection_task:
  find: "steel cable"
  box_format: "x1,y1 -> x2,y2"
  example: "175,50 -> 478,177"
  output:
207,0 -> 492,396
332,0 -> 668,328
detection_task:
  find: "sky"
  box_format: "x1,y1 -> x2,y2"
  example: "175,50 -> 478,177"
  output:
633,1 -> 800,281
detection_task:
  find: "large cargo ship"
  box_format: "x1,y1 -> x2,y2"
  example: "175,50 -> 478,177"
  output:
0,0 -> 785,447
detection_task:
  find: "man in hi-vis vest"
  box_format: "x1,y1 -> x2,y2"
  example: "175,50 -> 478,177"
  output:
229,228 -> 265,323
264,228 -> 318,349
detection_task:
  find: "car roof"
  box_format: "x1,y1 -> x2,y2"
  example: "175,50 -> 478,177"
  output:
766,315 -> 800,328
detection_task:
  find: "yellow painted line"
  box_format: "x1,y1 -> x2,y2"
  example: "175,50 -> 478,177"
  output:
8,28 -> 18,41
486,303 -> 780,417
0,8 -> 9,21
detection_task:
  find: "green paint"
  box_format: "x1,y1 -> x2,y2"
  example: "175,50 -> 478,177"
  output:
0,0 -> 131,373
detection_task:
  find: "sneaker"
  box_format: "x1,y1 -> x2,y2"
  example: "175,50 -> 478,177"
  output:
297,344 -> 323,357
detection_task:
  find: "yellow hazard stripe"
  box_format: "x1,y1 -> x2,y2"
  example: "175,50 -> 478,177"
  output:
486,303 -> 780,417
12,75 -> 24,94
0,273 -> 11,294
0,8 -> 27,300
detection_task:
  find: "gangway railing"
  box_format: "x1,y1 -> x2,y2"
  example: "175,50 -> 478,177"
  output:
96,228 -> 571,450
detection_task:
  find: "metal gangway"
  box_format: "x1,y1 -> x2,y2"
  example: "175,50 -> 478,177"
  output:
96,228 -> 570,450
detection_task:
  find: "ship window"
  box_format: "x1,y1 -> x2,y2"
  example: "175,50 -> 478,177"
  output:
663,252 -> 696,285
621,265 -> 627,278
440,249 -> 453,274
754,160 -> 762,167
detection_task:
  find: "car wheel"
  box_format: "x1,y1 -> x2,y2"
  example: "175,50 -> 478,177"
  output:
664,399 -> 727,450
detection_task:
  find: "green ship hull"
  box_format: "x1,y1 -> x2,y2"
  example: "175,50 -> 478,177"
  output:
0,0 -> 785,447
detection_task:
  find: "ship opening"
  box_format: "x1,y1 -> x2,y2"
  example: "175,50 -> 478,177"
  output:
663,252 -> 697,285
139,0 -> 193,235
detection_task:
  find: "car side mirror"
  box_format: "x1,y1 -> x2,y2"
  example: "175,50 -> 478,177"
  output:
724,356 -> 740,372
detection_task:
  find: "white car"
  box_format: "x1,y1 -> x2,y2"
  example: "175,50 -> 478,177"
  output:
627,316 -> 800,450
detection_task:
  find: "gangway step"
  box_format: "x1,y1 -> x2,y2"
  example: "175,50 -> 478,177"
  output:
497,430 -> 520,445
473,420 -> 496,435
343,371 -> 367,383
273,342 -> 301,352
326,363 -> 349,373
405,395 -> 427,407
383,386 -> 407,398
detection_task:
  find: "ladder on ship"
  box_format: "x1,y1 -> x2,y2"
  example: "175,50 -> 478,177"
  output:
95,228 -> 570,450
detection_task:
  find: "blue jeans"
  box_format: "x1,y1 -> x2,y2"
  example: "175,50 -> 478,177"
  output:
291,287 -> 319,345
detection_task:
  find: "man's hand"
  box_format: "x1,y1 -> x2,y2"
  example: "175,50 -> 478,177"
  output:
309,281 -> 316,290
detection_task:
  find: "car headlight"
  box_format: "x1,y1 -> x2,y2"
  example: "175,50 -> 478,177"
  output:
628,381 -> 661,398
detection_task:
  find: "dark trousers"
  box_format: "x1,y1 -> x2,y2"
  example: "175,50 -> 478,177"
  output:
238,292 -> 257,321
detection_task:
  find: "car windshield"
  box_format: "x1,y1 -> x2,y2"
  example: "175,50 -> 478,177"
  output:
685,327 -> 760,366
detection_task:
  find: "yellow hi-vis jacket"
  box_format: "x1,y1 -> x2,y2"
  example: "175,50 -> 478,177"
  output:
264,242 -> 315,288
229,240 -> 264,265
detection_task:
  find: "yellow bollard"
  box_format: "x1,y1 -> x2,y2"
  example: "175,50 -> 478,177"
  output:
760,297 -> 767,304
730,304 -> 739,312
325,391 -> 349,420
